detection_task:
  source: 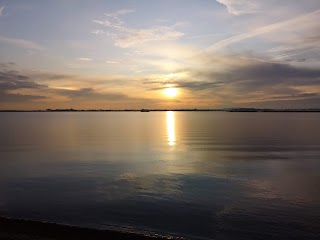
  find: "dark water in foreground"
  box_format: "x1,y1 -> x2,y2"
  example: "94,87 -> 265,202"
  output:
0,112 -> 319,239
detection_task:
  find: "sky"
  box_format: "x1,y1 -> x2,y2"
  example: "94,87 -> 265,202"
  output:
0,0 -> 320,110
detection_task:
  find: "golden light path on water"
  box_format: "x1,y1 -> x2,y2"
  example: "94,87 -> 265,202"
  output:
166,111 -> 176,147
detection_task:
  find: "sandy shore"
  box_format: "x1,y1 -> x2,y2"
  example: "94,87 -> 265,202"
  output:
0,217 -> 181,240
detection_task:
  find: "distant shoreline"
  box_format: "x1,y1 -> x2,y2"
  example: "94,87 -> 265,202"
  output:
0,108 -> 320,113
0,216 -> 181,240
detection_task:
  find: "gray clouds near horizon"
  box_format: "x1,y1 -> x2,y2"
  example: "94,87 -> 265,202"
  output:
0,64 -> 160,109
3,51 -> 319,109
144,55 -> 320,108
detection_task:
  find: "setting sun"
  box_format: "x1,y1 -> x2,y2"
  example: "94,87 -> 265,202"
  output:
163,87 -> 178,97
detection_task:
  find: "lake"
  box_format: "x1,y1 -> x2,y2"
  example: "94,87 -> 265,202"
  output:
0,112 -> 319,239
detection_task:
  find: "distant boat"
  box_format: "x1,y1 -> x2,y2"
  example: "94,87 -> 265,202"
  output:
141,109 -> 150,112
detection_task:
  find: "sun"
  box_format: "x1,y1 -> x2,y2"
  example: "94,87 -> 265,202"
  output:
163,87 -> 178,97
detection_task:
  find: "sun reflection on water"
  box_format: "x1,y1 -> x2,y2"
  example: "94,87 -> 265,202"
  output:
166,111 -> 176,147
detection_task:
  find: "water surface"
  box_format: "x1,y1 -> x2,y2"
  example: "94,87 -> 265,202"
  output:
0,112 -> 319,239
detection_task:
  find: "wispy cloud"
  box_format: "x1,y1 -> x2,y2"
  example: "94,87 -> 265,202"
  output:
0,36 -> 44,50
76,57 -> 93,61
184,33 -> 227,40
92,29 -> 105,35
105,9 -> 135,17
0,5 -> 5,17
93,10 -> 184,48
207,9 -> 320,52
266,35 -> 320,62
216,0 -> 259,15
106,60 -> 121,64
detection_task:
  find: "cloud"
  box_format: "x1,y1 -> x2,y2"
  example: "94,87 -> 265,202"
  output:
0,5 -> 5,17
0,36 -> 44,50
216,0 -> 259,15
114,27 -> 184,48
2,51 -> 319,109
181,58 -> 320,89
0,92 -> 46,102
105,9 -> 135,17
237,96 -> 320,109
93,10 -> 184,48
207,9 -> 320,52
106,60 -> 121,64
144,54 -> 320,108
76,57 -> 93,61
0,64 -> 150,107
266,35 -> 320,63
53,87 -> 129,101
0,68 -> 46,91
92,29 -> 105,35
0,65 -> 47,102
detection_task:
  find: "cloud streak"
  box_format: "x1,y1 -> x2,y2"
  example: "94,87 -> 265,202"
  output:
0,92 -> 46,102
105,9 -> 135,17
53,87 -> 129,101
0,5 -> 5,16
207,9 -> 320,52
76,58 -> 93,61
106,60 -> 121,64
0,36 -> 44,50
93,10 -> 184,48
216,0 -> 259,15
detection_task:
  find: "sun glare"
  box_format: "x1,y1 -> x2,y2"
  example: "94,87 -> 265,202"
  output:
164,87 -> 178,97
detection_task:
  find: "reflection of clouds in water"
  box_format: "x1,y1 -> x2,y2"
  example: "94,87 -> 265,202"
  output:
107,172 -> 183,200
214,177 -> 320,239
240,156 -> 320,204
4,173 -> 320,239
244,179 -> 279,200
244,174 -> 320,204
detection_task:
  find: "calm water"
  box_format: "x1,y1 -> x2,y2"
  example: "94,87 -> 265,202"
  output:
0,112 -> 319,239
